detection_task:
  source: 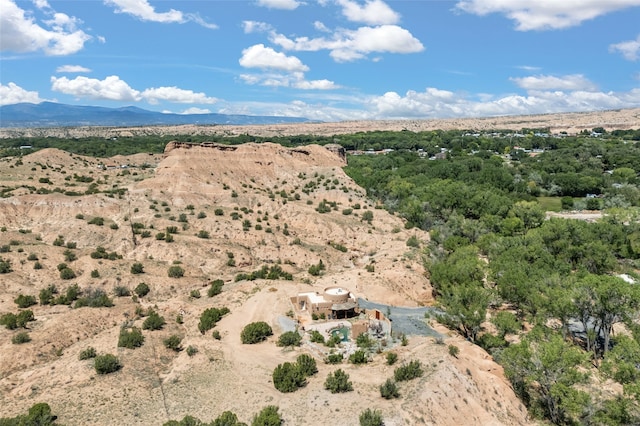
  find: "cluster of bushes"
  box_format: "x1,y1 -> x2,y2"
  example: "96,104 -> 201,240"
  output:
307,259 -> 325,276
90,246 -> 121,260
272,353 -> 318,393
162,405 -> 282,426
207,279 -> 224,297
0,403 -> 58,425
1,310 -> 35,329
234,265 -> 292,282
39,284 -> 80,306
74,288 -> 114,308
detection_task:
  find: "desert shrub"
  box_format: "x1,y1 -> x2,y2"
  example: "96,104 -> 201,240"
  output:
118,327 -> 144,349
386,352 -> 398,365
325,353 -> 343,364
234,265 -> 292,282
59,267 -> 76,280
361,210 -> 374,223
27,253 -> 38,261
0,257 -> 12,274
0,245 -> 10,253
52,235 -> 65,246
142,310 -> 166,330
186,346 -> 198,357
308,259 -> 325,276
134,282 -> 150,297
356,333 -> 374,349
16,310 -> 34,328
197,211 -> 207,219
241,321 -> 273,344
14,294 -> 37,308
163,335 -> 182,352
214,208 -> 224,216
90,269 -> 100,278
212,330 -> 221,340
309,330 -> 325,344
0,402 -> 58,426
155,232 -> 166,240
272,362 -> 306,393
94,354 -> 121,374
349,350 -> 368,365
74,288 -> 113,308
394,360 -> 423,382
477,333 -> 508,352
168,265 -> 185,278
359,408 -> 384,426
63,249 -> 77,262
90,246 -> 121,260
277,330 -> 302,347
251,405 -> 282,426
166,226 -> 178,234
66,241 -> 77,249
33,261 -> 43,270
12,331 -> 31,344
39,285 -> 58,305
212,411 -> 241,426
380,378 -> 400,399
198,307 -> 230,334
448,344 -> 460,358
79,347 -> 97,360
114,286 -> 130,297
329,241 -> 347,252
324,369 -> 353,393
296,354 -> 318,377
1,313 -> 18,330
365,264 -> 375,273
207,279 -> 224,297
406,235 -> 420,248
88,216 -> 104,226
130,262 -> 144,274
197,230 -> 210,239
141,230 -> 151,238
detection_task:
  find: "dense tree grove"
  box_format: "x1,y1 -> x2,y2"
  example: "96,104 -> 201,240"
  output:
342,129 -> 640,425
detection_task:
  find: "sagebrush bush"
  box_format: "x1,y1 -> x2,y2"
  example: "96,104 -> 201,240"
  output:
134,282 -> 150,297
163,335 -> 182,352
142,310 -> 166,330
394,360 -> 423,382
14,294 -> 37,308
118,327 -> 144,349
380,378 -> 400,399
324,369 -> 352,393
79,347 -> 97,360
12,331 -> 31,344
94,353 -> 121,374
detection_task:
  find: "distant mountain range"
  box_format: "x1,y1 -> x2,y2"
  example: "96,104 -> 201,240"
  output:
0,102 -> 314,128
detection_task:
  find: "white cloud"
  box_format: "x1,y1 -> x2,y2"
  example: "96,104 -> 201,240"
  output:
455,0 -> 640,31
56,65 -> 91,73
0,0 -> 91,55
271,24 -> 424,62
256,0 -> 301,10
50,75 -> 220,106
179,107 -> 212,114
242,21 -> 273,34
610,35 -> 640,61
337,0 -> 400,25
366,87 -> 640,120
104,0 -> 217,28
141,87 -> 218,104
51,75 -> 141,101
239,72 -> 340,90
0,82 -> 45,105
239,44 -> 309,72
510,74 -> 598,91
516,65 -> 541,71
293,79 -> 340,89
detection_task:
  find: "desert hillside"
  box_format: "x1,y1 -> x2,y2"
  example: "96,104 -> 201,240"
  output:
0,143 -> 531,425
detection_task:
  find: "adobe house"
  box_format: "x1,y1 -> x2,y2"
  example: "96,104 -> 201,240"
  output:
292,286 -> 358,319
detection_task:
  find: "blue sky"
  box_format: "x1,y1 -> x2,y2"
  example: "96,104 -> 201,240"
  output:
1,0 -> 640,121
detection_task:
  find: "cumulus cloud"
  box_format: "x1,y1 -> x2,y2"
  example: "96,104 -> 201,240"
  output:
336,0 -> 400,25
104,0 -> 217,28
455,0 -> 640,31
243,21 -> 274,34
510,74 -> 598,91
141,87 -> 218,104
239,44 -> 309,72
50,75 -> 219,105
0,0 -> 91,55
271,24 -> 423,62
610,35 -> 640,61
366,87 -> 640,120
256,0 -> 301,10
179,107 -> 212,114
0,82 -> 45,105
56,65 -> 91,73
51,75 -> 141,101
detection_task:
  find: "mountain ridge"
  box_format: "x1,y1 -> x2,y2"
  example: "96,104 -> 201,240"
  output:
0,102 -> 314,128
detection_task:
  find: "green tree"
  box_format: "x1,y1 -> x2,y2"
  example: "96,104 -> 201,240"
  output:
296,354 -> 318,377
277,331 -> 302,347
134,282 -> 150,297
207,279 -> 224,297
130,262 -> 144,274
498,328 -> 590,424
251,405 -> 282,426
380,378 -> 400,399
241,321 -> 273,344
272,362 -> 306,393
198,307 -> 230,334
142,310 -> 166,330
491,311 -> 520,338
324,369 -> 353,393
359,408 -> 384,426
